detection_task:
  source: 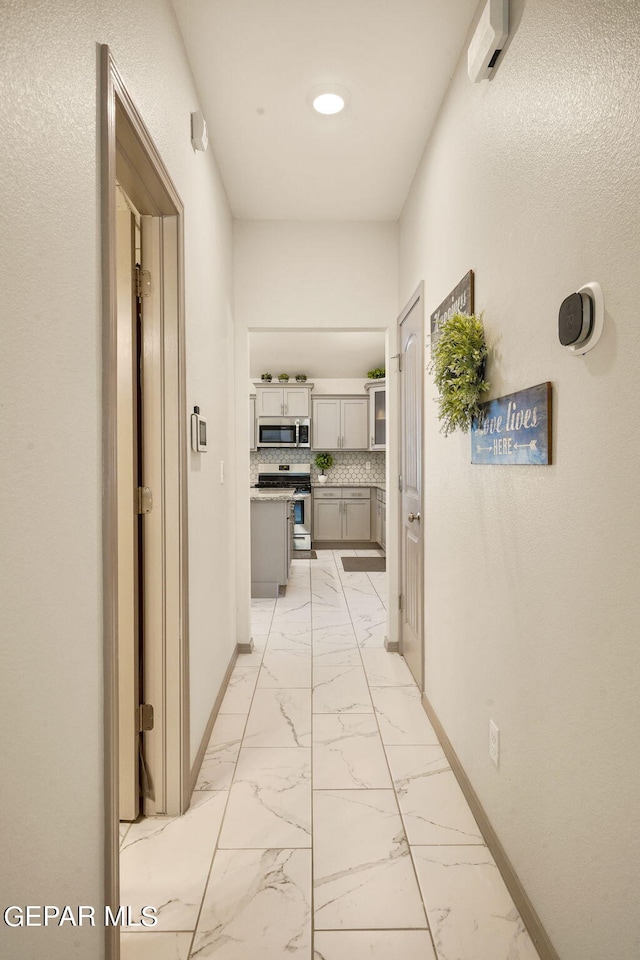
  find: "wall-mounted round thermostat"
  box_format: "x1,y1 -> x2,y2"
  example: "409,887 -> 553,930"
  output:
558,281 -> 604,356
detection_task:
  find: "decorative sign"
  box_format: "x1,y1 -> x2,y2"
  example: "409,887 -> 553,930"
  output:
471,383 -> 552,465
430,270 -> 474,356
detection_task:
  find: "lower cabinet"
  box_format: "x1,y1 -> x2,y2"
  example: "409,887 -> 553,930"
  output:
251,497 -> 293,597
313,488 -> 371,542
375,488 -> 386,549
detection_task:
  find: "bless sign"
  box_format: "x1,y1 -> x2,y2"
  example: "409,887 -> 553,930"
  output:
471,383 -> 552,465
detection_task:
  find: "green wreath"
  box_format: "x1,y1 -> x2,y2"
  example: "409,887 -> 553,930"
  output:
431,312 -> 490,435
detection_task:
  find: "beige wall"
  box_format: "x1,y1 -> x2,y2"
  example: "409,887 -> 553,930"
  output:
0,2 -> 235,957
399,1 -> 640,958
234,220 -> 398,331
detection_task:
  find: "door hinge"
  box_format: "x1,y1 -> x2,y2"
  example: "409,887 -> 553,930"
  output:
139,703 -> 154,733
398,593 -> 403,611
391,352 -> 402,372
135,265 -> 152,299
135,486 -> 153,514
398,474 -> 403,492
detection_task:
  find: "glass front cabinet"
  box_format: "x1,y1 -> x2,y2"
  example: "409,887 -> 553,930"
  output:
366,379 -> 386,450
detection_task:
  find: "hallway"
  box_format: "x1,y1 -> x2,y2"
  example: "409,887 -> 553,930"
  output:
120,550 -> 540,960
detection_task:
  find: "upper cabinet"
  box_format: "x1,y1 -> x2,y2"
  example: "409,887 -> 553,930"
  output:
255,383 -> 312,418
365,379 -> 386,450
312,397 -> 369,450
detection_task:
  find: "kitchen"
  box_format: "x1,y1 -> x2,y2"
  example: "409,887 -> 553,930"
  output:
248,330 -> 386,597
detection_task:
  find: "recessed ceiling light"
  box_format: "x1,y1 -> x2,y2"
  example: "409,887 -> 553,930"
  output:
312,92 -> 345,115
308,83 -> 350,117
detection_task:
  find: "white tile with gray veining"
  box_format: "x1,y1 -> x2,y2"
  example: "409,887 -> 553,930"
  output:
120,932 -> 193,960
342,582 -> 381,606
217,747 -> 311,849
312,640 -> 363,666
385,745 -> 484,845
311,608 -> 354,629
194,715 -> 246,791
313,790 -> 427,930
412,845 -> 540,960
313,714 -> 392,789
313,930 -> 436,960
257,649 -> 312,688
266,624 -> 313,652
371,686 -> 440,745
349,609 -> 387,645
120,791 -> 227,931
120,548 -> 541,959
218,666 -> 260,714
271,599 -> 312,624
313,664 -> 373,714
243,688 -> 312,748
191,848 -> 311,959
360,649 -> 415,686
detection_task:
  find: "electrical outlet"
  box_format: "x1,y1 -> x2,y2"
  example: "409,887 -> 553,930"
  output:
365,461 -> 371,471
489,719 -> 500,768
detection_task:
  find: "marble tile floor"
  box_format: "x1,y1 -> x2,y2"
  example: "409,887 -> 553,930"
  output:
120,548 -> 541,960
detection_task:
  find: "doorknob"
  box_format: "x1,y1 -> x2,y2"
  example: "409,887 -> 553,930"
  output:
407,512 -> 421,522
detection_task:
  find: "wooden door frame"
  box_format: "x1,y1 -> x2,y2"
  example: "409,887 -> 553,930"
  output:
100,45 -> 190,959
396,282 -> 425,689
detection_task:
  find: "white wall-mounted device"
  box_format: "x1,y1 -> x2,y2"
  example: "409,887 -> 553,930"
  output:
191,406 -> 208,452
468,0 -> 509,82
191,110 -> 208,152
558,281 -> 604,356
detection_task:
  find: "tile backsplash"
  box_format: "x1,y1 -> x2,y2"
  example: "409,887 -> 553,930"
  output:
250,449 -> 385,484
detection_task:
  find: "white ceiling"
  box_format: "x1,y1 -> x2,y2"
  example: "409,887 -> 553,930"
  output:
250,330 -> 385,379
171,0 -> 479,220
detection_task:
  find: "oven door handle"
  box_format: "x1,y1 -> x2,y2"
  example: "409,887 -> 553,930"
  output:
295,419 -> 300,447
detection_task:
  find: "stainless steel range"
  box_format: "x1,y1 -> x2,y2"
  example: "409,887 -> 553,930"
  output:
253,463 -> 312,551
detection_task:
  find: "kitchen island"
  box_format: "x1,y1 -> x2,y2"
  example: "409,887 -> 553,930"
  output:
250,488 -> 296,597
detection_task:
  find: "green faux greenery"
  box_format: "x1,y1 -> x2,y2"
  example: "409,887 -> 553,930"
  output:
314,452 -> 334,472
367,367 -> 385,379
278,373 -> 290,381
431,312 -> 489,436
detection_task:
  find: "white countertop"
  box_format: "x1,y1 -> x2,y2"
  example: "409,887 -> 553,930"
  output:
311,482 -> 386,489
250,487 -> 296,502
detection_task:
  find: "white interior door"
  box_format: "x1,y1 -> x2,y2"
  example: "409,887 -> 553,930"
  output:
399,287 -> 424,688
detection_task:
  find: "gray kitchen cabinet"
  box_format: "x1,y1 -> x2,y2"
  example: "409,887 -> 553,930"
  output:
313,499 -> 342,540
374,497 -> 382,545
251,497 -> 293,597
375,487 -> 386,549
313,487 -> 371,542
312,397 -> 368,450
256,384 -> 311,417
343,499 -> 370,540
365,379 -> 386,450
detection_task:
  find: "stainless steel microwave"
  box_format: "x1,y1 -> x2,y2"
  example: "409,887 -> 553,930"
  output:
256,417 -> 310,448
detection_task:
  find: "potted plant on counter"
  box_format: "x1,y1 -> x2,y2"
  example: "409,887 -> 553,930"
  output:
314,452 -> 334,484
